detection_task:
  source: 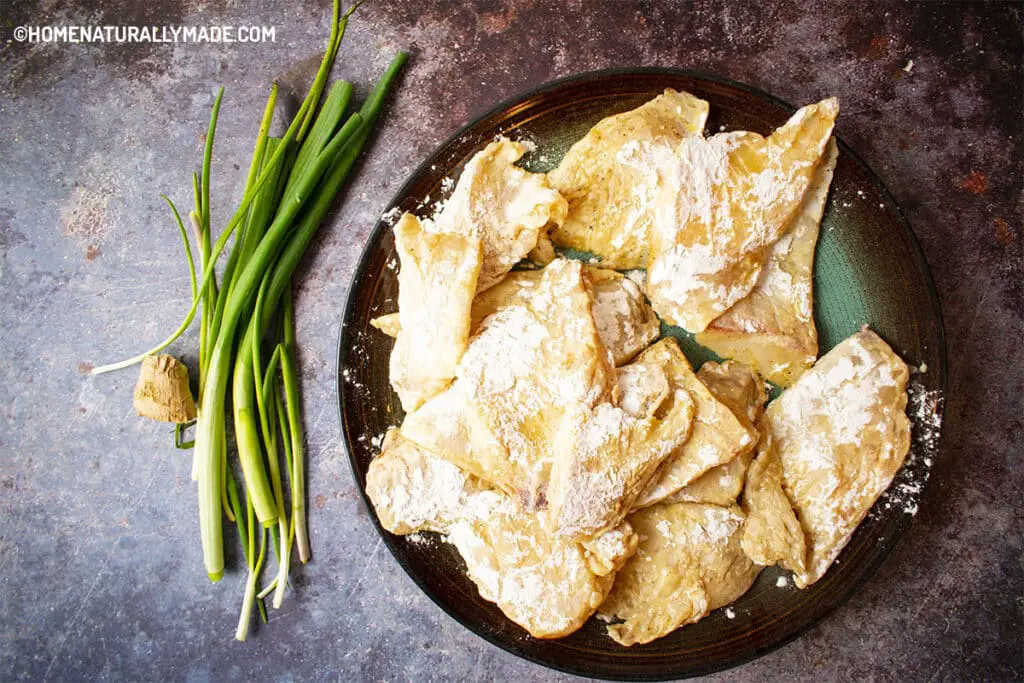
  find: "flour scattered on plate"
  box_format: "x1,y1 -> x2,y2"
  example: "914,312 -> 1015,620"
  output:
381,206 -> 402,226
406,532 -> 437,547
875,381 -> 943,517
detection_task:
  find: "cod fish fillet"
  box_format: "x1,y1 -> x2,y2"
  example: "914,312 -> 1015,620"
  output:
645,99 -> 838,332
633,340 -> 758,508
548,349 -> 697,540
761,327 -> 910,587
365,428 -> 486,535
697,139 -> 839,387
598,502 -> 759,646
401,258 -> 614,508
388,212 -> 481,412
666,361 -> 766,506
449,491 -> 638,638
548,89 -> 710,269
432,137 -> 567,291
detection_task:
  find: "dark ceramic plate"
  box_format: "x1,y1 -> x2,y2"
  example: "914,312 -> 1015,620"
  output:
338,69 -> 946,680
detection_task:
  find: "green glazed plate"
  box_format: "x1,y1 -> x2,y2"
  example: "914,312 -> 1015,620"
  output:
338,69 -> 946,680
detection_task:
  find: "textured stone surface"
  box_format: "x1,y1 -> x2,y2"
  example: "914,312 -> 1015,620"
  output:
1,1 -> 1021,680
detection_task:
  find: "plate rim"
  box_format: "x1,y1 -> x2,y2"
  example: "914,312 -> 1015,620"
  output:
337,66 -> 948,681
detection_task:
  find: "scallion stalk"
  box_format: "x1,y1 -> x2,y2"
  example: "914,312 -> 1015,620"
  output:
93,2 -> 406,632
162,196 -> 197,300
280,80 -> 353,203
212,84 -> 278,344
280,292 -> 308,560
90,60 -> 332,378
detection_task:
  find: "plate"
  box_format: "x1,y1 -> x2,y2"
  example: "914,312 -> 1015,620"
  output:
338,68 -> 946,680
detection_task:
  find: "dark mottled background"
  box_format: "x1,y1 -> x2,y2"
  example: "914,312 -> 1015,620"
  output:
1,1 -> 1020,680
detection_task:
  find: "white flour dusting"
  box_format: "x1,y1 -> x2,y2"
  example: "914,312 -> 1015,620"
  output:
458,306 -> 547,396
406,532 -> 437,547
875,380 -> 944,516
380,206 -> 402,226
657,506 -> 744,547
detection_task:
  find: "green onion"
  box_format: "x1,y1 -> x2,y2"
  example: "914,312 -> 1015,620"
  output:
174,420 -> 196,450
280,292 -> 307,559
280,80 -> 353,203
240,137 -> 286,272
230,472 -> 268,641
91,0 -> 405,634
197,88 -> 223,386
262,372 -> 291,609
89,60 -> 331,379
223,111 -> 365,535
193,76 -> 367,583
244,50 -> 409,565
163,196 -> 197,300
212,85 -> 278,345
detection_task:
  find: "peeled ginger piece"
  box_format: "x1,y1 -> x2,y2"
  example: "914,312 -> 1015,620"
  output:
133,354 -> 196,423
